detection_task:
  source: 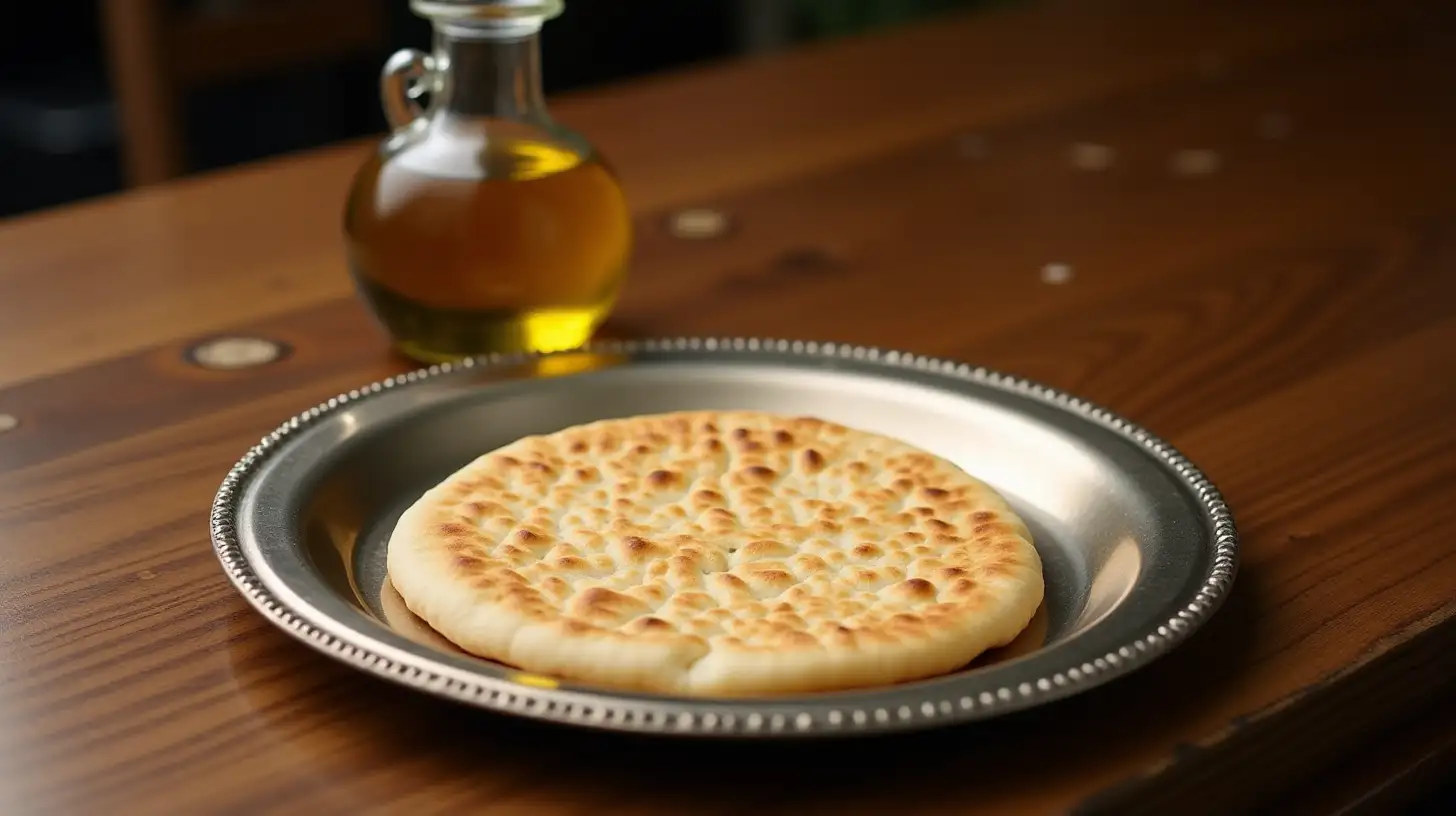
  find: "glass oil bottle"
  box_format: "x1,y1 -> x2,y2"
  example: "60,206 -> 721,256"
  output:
344,0 -> 632,363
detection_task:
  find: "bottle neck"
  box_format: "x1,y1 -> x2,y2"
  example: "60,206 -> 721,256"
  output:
431,23 -> 548,122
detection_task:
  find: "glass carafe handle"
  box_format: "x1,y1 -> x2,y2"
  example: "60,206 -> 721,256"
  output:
380,48 -> 438,130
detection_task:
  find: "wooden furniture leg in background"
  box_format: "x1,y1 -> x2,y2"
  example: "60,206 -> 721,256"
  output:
99,0 -> 386,188
100,0 -> 183,187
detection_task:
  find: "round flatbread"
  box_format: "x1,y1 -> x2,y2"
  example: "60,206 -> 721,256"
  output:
386,411 -> 1043,696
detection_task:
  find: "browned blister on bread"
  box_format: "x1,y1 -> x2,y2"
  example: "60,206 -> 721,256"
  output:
386,411 -> 1043,696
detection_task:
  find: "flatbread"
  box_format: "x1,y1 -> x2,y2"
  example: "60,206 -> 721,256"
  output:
386,411 -> 1043,696
378,576 -> 466,656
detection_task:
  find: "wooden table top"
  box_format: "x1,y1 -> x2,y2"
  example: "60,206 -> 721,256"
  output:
2,0 -> 1454,812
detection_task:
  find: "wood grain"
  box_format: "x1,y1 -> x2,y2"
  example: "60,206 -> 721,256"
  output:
2,0 -> 1455,813
1276,698 -> 1456,815
0,0 -> 1415,388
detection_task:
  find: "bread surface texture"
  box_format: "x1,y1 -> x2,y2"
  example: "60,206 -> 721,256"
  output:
386,410 -> 1044,696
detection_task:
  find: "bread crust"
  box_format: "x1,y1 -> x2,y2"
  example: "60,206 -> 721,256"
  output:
387,411 -> 1044,696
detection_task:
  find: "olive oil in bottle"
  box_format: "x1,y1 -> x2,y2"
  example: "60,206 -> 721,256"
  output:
343,1 -> 631,363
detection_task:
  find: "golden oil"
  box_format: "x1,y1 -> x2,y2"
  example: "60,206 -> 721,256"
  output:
344,0 -> 631,363
345,137 -> 631,363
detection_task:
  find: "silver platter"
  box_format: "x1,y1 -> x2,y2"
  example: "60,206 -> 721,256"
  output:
211,338 -> 1238,738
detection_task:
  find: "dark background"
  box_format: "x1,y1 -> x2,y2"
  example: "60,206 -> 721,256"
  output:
0,0 -> 992,219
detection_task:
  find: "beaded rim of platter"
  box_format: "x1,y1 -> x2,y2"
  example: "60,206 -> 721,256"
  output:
210,337 -> 1239,737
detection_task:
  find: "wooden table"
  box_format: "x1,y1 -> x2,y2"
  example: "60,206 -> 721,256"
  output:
2,0 -> 1453,812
